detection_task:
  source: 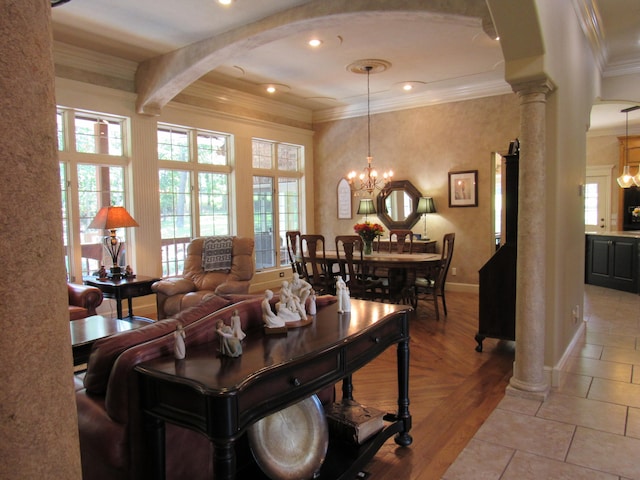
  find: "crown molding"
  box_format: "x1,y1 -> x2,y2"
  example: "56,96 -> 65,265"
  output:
313,79 -> 512,123
571,0 -> 607,73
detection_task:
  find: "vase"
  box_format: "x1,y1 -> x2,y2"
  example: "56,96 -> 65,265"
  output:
363,240 -> 373,255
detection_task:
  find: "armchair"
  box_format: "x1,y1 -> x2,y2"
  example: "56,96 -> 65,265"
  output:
152,236 -> 255,319
68,282 -> 103,320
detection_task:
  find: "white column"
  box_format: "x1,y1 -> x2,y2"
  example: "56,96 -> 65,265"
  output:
507,79 -> 554,400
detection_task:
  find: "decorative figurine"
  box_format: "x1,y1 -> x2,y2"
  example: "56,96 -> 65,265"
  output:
291,273 -> 312,309
174,324 -> 186,360
230,309 -> 246,341
97,265 -> 107,279
336,276 -> 351,313
308,289 -> 317,316
125,265 -> 134,277
216,320 -> 243,357
262,290 -> 286,329
278,280 -> 306,321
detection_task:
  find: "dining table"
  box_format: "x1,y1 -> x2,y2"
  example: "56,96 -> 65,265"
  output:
323,250 -> 442,306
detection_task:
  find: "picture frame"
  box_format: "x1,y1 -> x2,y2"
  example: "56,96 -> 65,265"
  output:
337,178 -> 353,219
448,170 -> 478,207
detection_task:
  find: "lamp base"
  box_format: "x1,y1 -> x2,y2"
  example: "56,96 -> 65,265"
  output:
108,266 -> 123,280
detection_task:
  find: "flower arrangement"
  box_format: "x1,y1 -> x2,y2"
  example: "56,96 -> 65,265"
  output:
633,207 -> 640,218
353,222 -> 385,242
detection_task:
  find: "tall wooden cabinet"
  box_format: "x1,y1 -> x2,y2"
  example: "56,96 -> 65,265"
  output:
476,151 -> 518,352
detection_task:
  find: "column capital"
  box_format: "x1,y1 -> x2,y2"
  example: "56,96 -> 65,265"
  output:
512,77 -> 555,98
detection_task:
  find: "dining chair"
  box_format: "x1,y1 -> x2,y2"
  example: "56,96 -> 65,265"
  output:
335,235 -> 383,300
300,234 -> 334,295
413,232 -> 455,319
388,229 -> 414,254
285,230 -> 306,277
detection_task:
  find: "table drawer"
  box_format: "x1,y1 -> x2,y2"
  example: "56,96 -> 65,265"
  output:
345,316 -> 405,369
238,350 -> 341,415
120,282 -> 154,297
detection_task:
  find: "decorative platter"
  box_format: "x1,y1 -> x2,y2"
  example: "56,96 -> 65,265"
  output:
248,394 -> 329,480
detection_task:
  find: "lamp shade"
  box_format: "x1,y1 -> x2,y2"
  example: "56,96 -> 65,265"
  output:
88,206 -> 139,230
416,197 -> 436,214
357,198 -> 376,215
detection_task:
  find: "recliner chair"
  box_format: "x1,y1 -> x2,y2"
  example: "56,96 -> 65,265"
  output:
152,236 -> 255,319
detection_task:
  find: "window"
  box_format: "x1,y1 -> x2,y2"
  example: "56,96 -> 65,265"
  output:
74,112 -> 124,156
252,139 -> 303,270
158,123 -> 231,276
57,108 -> 130,280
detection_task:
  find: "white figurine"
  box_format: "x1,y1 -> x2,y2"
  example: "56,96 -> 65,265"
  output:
230,309 -> 246,341
291,273 -> 312,309
174,324 -> 186,360
307,289 -> 317,316
262,290 -> 286,328
216,320 -> 242,357
336,276 -> 351,313
278,280 -> 306,321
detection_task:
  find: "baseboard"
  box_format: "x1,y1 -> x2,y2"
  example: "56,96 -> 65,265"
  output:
445,282 -> 478,294
551,319 -> 586,387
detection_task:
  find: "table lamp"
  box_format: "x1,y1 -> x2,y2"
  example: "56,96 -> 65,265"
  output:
416,197 -> 436,239
88,206 -> 139,279
357,198 -> 376,221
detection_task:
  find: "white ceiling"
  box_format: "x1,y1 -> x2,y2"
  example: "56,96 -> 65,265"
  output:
51,0 -> 640,130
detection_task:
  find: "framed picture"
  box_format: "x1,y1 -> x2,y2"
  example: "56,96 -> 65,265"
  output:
448,170 -> 478,207
337,178 -> 352,219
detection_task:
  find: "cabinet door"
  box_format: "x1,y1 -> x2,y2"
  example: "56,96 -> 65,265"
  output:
586,236 -> 639,293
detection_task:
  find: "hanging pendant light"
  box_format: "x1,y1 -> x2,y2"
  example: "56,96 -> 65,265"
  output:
346,60 -> 393,196
617,105 -> 640,188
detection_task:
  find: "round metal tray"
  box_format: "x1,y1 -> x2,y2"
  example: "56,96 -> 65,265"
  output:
248,394 -> 329,480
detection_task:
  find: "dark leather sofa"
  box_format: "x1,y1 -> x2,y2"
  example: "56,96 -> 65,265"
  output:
74,293 -> 335,479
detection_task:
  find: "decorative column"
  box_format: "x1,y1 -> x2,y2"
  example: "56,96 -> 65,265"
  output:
0,1 -> 82,478
507,79 -> 554,400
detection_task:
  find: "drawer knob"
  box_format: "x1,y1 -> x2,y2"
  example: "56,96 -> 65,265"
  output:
291,378 -> 301,387
373,337 -> 380,344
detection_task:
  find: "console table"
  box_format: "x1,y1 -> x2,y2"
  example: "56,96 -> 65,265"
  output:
136,299 -> 412,479
83,275 -> 160,319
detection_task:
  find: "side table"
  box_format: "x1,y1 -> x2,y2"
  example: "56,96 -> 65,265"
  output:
70,314 -> 154,366
84,275 -> 160,319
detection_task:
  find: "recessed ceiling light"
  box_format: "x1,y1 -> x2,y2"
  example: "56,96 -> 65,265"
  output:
260,84 -> 290,94
402,84 -> 413,92
308,39 -> 323,48
218,0 -> 233,5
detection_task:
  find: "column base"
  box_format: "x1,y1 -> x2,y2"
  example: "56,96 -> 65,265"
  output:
506,377 -> 550,402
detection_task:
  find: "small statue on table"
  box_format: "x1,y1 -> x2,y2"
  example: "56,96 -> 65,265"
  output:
262,289 -> 287,333
277,280 -> 307,321
124,265 -> 134,278
230,309 -> 246,341
336,276 -> 351,313
174,324 -> 186,360
307,289 -> 317,316
291,273 -> 312,309
97,265 -> 107,279
216,320 -> 243,357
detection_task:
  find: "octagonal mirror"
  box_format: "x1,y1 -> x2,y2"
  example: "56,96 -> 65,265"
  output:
376,180 -> 422,230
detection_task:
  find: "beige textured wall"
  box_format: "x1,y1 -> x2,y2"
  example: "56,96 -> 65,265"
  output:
0,1 -> 81,478
587,134 -> 620,221
313,94 -> 520,286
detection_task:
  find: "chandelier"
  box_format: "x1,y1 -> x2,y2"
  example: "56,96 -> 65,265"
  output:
347,61 -> 393,195
616,105 -> 640,188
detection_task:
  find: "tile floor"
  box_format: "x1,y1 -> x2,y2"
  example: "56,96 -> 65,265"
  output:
443,284 -> 640,480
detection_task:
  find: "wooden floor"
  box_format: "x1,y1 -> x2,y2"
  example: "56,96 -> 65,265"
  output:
349,290 -> 515,480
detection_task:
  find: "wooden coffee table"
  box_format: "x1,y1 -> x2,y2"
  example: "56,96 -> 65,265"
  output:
70,314 -> 153,366
83,275 -> 160,319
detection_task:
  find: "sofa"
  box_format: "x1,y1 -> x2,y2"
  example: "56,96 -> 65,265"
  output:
75,292 -> 336,480
152,236 -> 255,319
68,282 -> 103,320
